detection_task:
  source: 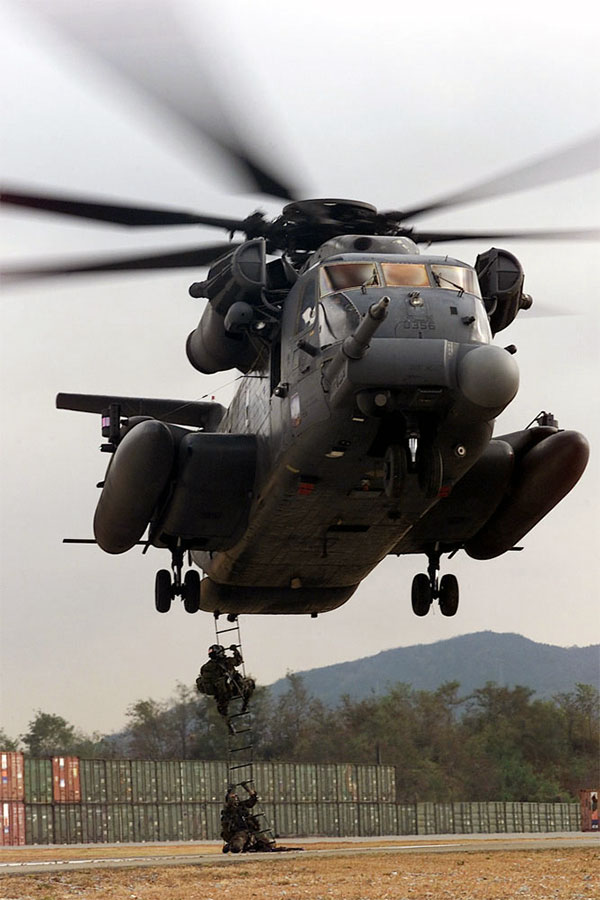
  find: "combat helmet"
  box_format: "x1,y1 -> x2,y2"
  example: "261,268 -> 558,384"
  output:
208,644 -> 225,659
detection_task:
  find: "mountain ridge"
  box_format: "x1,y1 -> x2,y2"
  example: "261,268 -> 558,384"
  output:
267,631 -> 599,706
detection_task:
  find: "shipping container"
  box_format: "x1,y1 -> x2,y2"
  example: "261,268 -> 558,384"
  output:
434,802 -> 454,834
376,766 -> 396,803
1,752 -> 24,801
396,803 -> 417,835
417,802 -> 436,834
203,761 -> 228,801
521,802 -> 539,833
357,765 -> 378,802
504,802 -> 516,833
538,802 -> 555,832
316,764 -> 338,802
296,802 -> 318,835
81,804 -> 109,843
53,804 -> 83,843
180,803 -> 206,840
295,764 -> 317,801
180,761 -> 205,802
156,761 -> 183,802
1,801 -> 26,846
251,762 -> 275,802
80,760 -> 107,803
131,761 -> 158,803
358,802 -> 380,836
132,803 -> 159,842
378,802 -> 398,835
336,764 -> 358,802
106,804 -> 135,843
475,802 -> 490,833
272,763 -> 297,803
491,801 -> 507,833
337,802 -> 359,837
274,802 -> 298,836
205,801 -> 222,840
25,803 -> 53,844
316,801 -> 339,836
24,758 -> 53,803
52,757 -> 81,803
568,802 -> 580,830
105,760 -> 132,803
469,802 -> 482,833
158,803 -> 184,841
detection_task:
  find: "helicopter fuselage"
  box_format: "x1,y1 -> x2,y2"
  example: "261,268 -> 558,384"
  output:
65,235 -> 587,617
189,247 -> 521,613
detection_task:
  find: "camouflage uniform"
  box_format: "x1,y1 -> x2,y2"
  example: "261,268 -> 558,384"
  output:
220,786 -> 272,853
196,645 -> 255,719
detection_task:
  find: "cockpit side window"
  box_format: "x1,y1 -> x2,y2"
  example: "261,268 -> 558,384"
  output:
319,293 -> 361,347
296,278 -> 318,333
320,262 -> 380,295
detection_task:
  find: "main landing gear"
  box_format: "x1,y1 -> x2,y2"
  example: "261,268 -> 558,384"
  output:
411,548 -> 459,617
155,547 -> 201,614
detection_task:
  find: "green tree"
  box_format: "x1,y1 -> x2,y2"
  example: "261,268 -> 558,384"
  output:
0,728 -> 20,751
460,683 -> 568,801
22,711 -> 80,756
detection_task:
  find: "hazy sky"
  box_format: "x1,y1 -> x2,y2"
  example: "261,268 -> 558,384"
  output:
1,0 -> 599,741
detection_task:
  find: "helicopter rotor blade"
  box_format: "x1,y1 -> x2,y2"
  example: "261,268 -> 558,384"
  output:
1,243 -> 238,281
22,0 -> 299,202
398,131 -> 600,221
0,188 -> 251,231
410,227 -> 600,243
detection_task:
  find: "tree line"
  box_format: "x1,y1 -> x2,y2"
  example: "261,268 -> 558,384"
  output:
2,678 -> 597,803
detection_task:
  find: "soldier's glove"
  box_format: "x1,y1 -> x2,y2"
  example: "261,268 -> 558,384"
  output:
229,644 -> 237,651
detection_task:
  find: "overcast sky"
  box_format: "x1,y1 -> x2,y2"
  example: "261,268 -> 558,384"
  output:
1,0 -> 599,741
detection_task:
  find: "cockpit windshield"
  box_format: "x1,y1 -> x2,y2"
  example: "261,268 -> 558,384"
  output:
319,261 -> 481,297
431,265 -> 481,297
320,262 -> 380,294
380,263 -> 429,287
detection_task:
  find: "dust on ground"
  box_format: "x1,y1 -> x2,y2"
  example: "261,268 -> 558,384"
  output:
0,848 -> 598,900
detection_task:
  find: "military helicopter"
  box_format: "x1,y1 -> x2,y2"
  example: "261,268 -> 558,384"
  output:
1,5 -> 596,622
3,169 -> 594,620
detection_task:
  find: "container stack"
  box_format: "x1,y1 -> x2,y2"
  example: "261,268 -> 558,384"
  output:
0,752 -> 583,844
1,752 -> 26,846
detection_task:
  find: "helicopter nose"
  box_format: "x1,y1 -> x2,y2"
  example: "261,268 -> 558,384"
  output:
457,345 -> 520,409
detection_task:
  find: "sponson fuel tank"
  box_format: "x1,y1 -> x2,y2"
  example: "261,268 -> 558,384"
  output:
94,419 -> 176,554
465,427 -> 589,559
94,424 -> 258,555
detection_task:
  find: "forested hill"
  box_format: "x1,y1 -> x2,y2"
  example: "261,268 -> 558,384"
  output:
268,632 -> 599,706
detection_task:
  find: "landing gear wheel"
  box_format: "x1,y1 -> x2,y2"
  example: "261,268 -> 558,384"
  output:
383,443 -> 407,499
438,573 -> 459,616
417,445 -> 443,498
411,573 -> 432,616
155,569 -> 173,613
183,570 -> 201,613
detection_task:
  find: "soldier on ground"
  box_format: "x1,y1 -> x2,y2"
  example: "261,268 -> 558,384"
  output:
196,644 -> 255,729
220,782 -> 273,853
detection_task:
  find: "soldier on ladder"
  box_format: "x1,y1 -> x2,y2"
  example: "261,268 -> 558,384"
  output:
199,615 -> 292,852
196,644 -> 255,731
220,782 -> 274,853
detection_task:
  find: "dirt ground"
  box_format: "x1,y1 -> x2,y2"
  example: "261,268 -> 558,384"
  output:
1,847 -> 598,900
